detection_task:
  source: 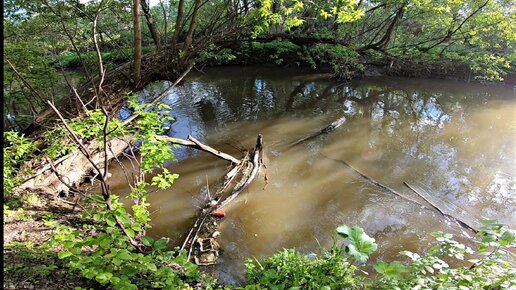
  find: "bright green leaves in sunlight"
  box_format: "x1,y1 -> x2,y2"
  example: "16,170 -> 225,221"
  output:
128,96 -> 176,172
151,168 -> 179,190
3,131 -> 36,196
141,236 -> 170,252
319,0 -> 365,23
374,261 -> 407,280
252,0 -> 364,37
336,224 -> 378,263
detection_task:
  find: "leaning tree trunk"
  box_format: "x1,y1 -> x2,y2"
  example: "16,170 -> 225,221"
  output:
133,0 -> 142,86
180,0 -> 202,65
141,0 -> 162,49
171,0 -> 185,51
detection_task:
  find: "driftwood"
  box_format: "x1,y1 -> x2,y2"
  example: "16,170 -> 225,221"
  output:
181,135 -> 264,265
156,135 -> 241,165
321,154 -> 425,207
288,116 -> 347,149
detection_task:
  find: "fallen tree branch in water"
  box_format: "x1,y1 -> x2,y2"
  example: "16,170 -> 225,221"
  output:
157,135 -> 241,164
181,135 -> 264,265
403,182 -> 478,233
319,153 -> 479,234
287,116 -> 347,149
321,154 -> 423,206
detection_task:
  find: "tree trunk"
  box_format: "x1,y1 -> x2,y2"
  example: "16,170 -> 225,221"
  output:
171,0 -> 185,51
140,0 -> 162,49
133,0 -> 142,86
182,0 -> 202,59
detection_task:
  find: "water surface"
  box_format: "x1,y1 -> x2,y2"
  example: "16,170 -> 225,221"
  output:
109,66 -> 516,284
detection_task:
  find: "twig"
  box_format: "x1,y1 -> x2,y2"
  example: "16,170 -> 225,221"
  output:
92,0 -> 108,104
6,59 -> 47,105
121,63 -> 194,126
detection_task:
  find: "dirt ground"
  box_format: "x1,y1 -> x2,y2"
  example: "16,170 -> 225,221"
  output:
3,191 -> 98,289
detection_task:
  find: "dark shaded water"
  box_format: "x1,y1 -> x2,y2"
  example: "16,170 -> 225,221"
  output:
108,66 -> 516,284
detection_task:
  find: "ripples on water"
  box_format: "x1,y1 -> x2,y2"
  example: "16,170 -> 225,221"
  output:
109,66 -> 516,284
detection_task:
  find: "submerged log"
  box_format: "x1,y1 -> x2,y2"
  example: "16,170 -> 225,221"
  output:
322,154 -> 479,234
288,116 -> 346,149
403,182 -> 478,233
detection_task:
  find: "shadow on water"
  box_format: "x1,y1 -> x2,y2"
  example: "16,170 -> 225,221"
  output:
108,66 -> 516,285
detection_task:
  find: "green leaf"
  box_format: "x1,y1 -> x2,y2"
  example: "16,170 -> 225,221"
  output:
117,250 -> 133,260
106,215 -> 116,227
337,225 -> 378,263
146,262 -> 157,272
154,237 -> 169,251
58,251 -> 73,259
374,261 -> 407,279
95,272 -> 113,285
126,228 -> 135,238
500,230 -> 515,246
141,236 -> 154,247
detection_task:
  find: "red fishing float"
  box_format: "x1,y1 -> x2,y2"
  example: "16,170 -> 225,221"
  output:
212,211 -> 225,217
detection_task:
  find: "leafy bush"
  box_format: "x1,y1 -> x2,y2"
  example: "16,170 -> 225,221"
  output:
374,221 -> 516,290
245,225 -> 377,289
3,131 -> 36,196
252,40 -> 301,64
245,222 -> 515,290
245,247 -> 362,289
300,44 -> 364,79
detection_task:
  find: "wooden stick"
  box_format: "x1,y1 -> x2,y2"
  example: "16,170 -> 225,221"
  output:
403,182 -> 478,233
288,116 -> 346,149
121,63 -> 194,126
403,182 -> 446,215
156,135 -> 241,164
188,135 -> 241,164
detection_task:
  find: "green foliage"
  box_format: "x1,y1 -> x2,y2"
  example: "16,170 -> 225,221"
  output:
373,221 -> 516,289
35,94 -> 218,289
252,40 -> 301,64
128,98 -> 176,172
336,224 -> 378,264
245,247 -> 362,289
301,44 -> 363,79
4,242 -> 77,286
246,222 -> 515,289
3,131 -> 36,196
245,224 -> 377,289
151,168 -> 180,190
43,108 -> 129,159
48,217 -> 199,289
52,47 -> 156,69
197,44 -> 237,64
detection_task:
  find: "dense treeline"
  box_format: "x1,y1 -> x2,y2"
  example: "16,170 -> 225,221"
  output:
3,0 -> 515,131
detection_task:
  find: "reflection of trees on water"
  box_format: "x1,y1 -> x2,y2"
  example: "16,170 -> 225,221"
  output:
335,85 -> 514,226
146,74 -> 514,226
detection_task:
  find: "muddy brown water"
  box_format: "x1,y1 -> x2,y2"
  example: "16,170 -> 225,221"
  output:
108,66 -> 516,285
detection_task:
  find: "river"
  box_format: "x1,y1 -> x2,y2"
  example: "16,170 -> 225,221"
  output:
107,66 -> 516,284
